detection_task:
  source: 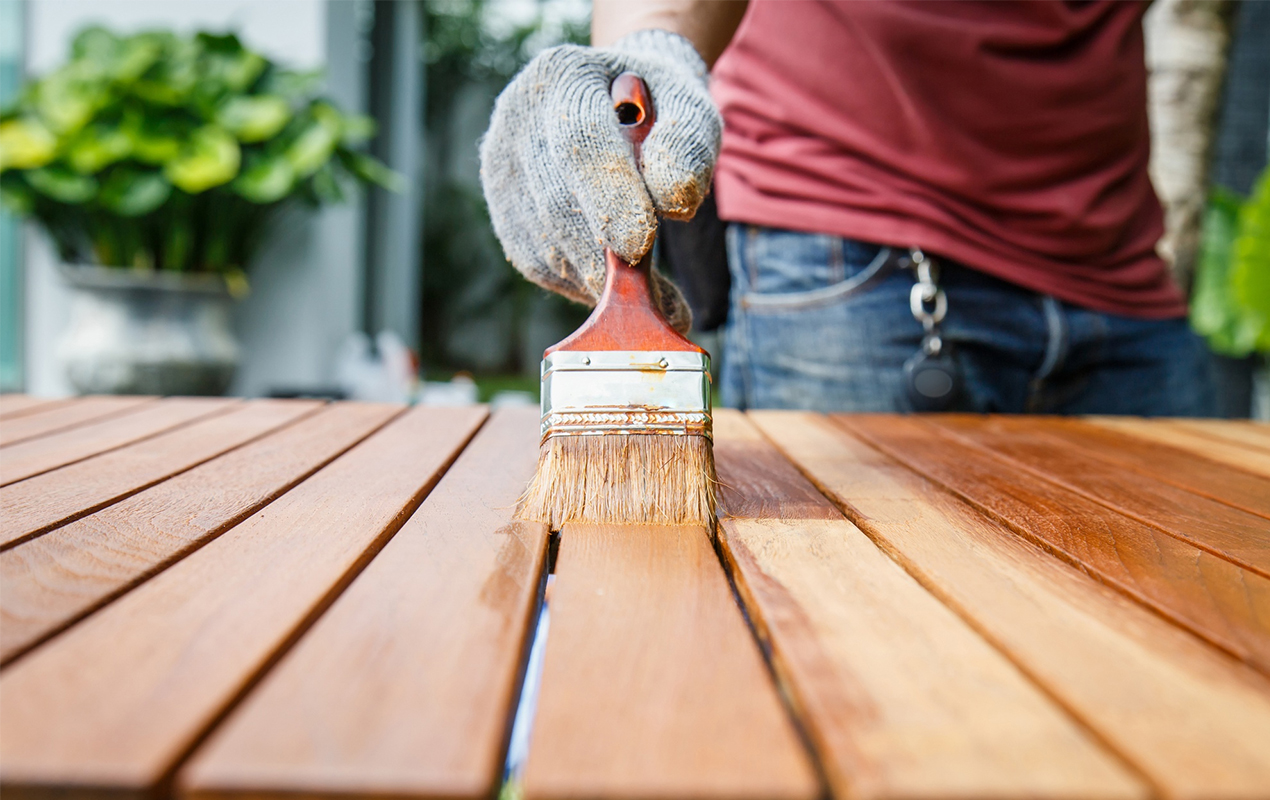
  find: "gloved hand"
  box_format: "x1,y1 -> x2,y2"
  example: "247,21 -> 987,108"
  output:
479,29 -> 722,334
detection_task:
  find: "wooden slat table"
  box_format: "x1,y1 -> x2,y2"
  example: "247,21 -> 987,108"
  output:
2,396 -> 1269,800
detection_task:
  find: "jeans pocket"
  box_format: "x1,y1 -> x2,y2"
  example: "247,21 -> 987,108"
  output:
733,226 -> 895,313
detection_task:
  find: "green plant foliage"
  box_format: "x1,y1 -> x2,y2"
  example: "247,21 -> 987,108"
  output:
216,94 -> 290,142
164,124 -> 240,192
1192,168 -> 1270,355
0,118 -> 57,170
0,25 -> 400,276
99,167 -> 170,217
1231,169 -> 1270,351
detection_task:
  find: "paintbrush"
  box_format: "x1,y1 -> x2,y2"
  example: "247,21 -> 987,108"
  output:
516,72 -> 716,529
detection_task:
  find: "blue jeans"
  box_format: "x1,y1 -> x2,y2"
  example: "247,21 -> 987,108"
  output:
720,224 -> 1217,415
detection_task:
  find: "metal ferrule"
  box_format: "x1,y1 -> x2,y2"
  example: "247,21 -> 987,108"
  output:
540,350 -> 712,441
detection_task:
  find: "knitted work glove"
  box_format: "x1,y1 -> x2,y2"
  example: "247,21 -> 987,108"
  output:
479,29 -> 722,333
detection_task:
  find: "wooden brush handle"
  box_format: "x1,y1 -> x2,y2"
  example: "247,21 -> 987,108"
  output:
546,73 -> 704,355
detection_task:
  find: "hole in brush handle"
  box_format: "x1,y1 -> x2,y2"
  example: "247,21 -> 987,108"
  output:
615,102 -> 644,126
611,72 -> 655,155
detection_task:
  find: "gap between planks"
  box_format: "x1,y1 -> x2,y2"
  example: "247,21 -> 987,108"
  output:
0,402 -> 404,667
0,405 -> 487,800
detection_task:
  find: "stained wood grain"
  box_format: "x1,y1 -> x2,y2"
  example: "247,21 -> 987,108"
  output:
180,408 -> 547,800
0,400 -> 322,549
0,396 -> 156,447
522,520 -> 819,800
712,410 -> 1144,800
0,405 -> 486,800
999,417 -> 1270,520
752,411 -> 1270,799
0,395 -> 67,419
0,402 -> 401,665
1091,416 -> 1270,478
0,397 -> 235,486
835,414 -> 1270,677
927,416 -> 1270,578
1173,419 -> 1270,452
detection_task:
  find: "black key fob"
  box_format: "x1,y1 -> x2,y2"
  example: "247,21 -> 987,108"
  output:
904,344 -> 961,412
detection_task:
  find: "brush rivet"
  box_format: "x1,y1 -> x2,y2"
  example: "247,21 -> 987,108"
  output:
658,358 -> 668,369
583,356 -> 591,365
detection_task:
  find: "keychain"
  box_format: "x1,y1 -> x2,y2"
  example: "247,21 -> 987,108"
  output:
902,249 -> 962,411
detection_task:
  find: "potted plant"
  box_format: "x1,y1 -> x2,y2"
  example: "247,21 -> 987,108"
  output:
0,27 -> 399,395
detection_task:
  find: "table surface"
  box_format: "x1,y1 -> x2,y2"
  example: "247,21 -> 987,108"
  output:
1,394 -> 1269,800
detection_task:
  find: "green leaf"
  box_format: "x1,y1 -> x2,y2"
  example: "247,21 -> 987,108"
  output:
1231,168 -> 1270,352
232,155 -> 294,203
132,37 -> 199,106
337,148 -> 404,192
0,118 -> 57,170
285,103 -> 342,178
34,70 -> 106,134
110,34 -> 164,83
66,123 -> 133,174
309,162 -> 344,204
26,165 -> 98,203
124,113 -> 186,164
164,125 -> 241,193
216,95 -> 291,143
99,167 -> 171,216
339,113 -> 377,145
1191,189 -> 1244,354
198,33 -> 267,93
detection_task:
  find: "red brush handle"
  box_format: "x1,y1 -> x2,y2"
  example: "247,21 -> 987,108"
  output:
545,73 -> 704,355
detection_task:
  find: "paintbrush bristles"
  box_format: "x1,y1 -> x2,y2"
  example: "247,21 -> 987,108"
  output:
516,434 -> 716,528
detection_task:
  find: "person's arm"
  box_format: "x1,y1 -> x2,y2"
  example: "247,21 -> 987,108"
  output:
592,0 -> 748,68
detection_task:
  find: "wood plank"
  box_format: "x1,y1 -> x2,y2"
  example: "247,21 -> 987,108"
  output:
712,410 -> 1144,800
0,397 -> 235,486
927,416 -> 1270,578
179,408 -> 548,800
751,411 -> 1270,799
835,414 -> 1270,677
1171,418 -> 1270,453
0,395 -> 68,419
0,405 -> 486,800
0,400 -> 322,549
1001,417 -> 1270,521
1091,416 -> 1270,478
523,521 -> 820,800
0,402 -> 401,665
1,396 -> 156,447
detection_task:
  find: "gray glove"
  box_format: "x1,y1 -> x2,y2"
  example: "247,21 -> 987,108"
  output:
479,29 -> 722,333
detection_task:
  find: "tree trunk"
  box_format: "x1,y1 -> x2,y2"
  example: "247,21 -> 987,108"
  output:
1145,0 -> 1236,294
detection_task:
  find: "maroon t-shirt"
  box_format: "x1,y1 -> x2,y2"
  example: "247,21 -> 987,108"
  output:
711,0 -> 1186,318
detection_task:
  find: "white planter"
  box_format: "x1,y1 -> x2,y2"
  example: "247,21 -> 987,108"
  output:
57,265 -> 240,396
